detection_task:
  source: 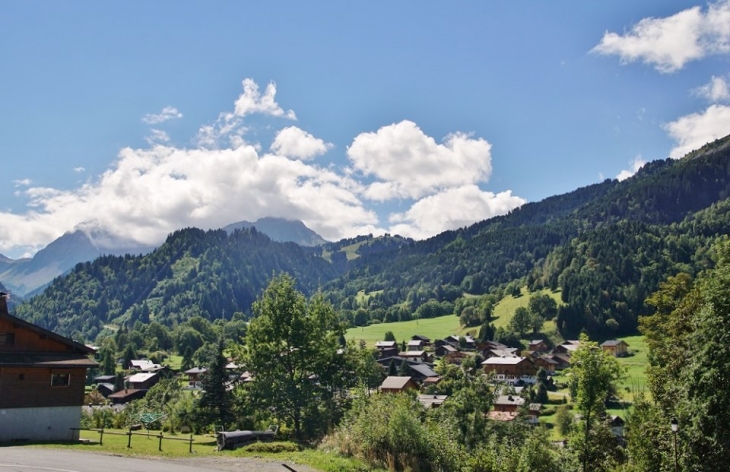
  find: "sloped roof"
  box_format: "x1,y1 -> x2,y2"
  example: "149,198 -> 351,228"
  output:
495,395 -> 525,406
409,363 -> 437,378
601,340 -> 628,347
184,367 -> 208,375
128,372 -> 157,383
0,304 -> 95,356
482,356 -> 528,365
0,352 -> 97,368
380,376 -> 414,390
418,394 -> 448,408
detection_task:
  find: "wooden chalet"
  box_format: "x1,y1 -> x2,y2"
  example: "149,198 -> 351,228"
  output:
0,294 -> 97,442
482,357 -> 538,384
527,339 -> 549,352
601,339 -> 629,357
379,376 -> 418,393
435,344 -> 458,357
184,367 -> 207,388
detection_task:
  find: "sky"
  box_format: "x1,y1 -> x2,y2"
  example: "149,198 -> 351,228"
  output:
2,1 -> 730,259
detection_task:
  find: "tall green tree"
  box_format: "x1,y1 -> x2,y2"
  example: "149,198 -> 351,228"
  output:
682,242 -> 730,470
568,333 -> 624,471
510,307 -> 531,337
198,338 -> 232,429
242,273 -> 345,441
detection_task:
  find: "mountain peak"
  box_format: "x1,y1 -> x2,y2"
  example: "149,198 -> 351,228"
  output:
223,217 -> 327,247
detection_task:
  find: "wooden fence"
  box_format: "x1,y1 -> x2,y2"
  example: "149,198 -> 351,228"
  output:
71,427 -> 195,452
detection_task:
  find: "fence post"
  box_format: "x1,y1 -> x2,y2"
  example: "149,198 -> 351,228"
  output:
99,427 -> 104,446
189,434 -> 193,453
127,429 -> 132,448
158,433 -> 163,451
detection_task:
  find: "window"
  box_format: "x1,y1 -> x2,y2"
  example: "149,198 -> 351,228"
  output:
0,333 -> 15,345
51,373 -> 70,387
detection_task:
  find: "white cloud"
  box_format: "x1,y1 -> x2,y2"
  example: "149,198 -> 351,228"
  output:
0,79 -> 526,256
142,106 -> 183,124
234,79 -> 296,120
12,179 -> 32,187
664,104 -> 730,158
347,120 -> 493,201
0,143 -> 378,254
195,77 -> 294,149
616,156 -> 647,181
388,185 -> 525,240
73,167 -> 86,173
145,129 -> 171,145
592,0 -> 730,72
271,126 -> 333,160
694,75 -> 730,102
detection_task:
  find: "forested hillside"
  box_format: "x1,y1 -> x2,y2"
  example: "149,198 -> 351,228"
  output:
11,135 -> 730,343
324,136 -> 730,337
13,227 -> 337,340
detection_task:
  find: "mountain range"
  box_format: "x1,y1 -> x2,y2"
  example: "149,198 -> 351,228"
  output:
10,134 -> 730,343
0,217 -> 328,297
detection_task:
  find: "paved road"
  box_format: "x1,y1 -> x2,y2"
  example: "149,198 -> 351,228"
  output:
0,447 -> 316,472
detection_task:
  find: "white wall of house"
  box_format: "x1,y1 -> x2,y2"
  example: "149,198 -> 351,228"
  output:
0,406 -> 81,442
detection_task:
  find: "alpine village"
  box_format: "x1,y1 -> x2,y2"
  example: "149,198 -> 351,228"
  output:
4,135 -> 730,472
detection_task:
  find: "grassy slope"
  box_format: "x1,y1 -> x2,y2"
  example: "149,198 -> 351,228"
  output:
346,314 -> 465,346
346,287 -> 562,346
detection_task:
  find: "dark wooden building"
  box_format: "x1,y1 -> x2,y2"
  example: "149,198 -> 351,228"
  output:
0,294 -> 97,442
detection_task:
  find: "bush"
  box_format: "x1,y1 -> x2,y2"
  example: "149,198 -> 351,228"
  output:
242,441 -> 299,453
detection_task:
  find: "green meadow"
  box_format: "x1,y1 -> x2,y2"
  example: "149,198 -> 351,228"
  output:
346,287 -> 563,346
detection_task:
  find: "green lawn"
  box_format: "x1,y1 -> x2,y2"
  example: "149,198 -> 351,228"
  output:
491,287 -> 563,329
345,286 -> 564,346
615,335 -> 649,401
346,314 -> 466,346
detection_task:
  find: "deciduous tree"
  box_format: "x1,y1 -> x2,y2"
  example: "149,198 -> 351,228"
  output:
242,273 -> 345,441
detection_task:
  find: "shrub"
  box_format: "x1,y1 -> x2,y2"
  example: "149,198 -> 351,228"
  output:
242,441 -> 299,453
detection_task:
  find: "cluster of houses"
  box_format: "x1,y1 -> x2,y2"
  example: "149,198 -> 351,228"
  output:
0,289 -> 630,442
374,334 -> 630,426
89,359 -> 249,405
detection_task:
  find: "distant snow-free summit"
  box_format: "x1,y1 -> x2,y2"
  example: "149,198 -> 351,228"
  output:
223,217 -> 327,247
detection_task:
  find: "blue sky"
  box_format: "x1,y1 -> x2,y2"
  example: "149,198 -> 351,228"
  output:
2,1 -> 730,258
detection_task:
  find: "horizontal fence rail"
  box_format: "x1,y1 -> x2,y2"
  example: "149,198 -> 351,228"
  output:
71,427 -> 196,452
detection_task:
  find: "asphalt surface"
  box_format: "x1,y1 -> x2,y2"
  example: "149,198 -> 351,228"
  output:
0,447 -> 316,472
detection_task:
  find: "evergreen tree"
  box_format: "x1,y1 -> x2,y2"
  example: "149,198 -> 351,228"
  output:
101,348 -> 116,375
198,338 -> 232,429
181,346 -> 194,371
122,344 -> 137,370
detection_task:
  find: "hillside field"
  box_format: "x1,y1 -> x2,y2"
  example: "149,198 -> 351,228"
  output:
346,287 -> 563,345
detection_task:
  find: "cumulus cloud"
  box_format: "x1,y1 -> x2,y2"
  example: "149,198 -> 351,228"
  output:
0,79 -> 525,256
694,75 -> 730,102
388,185 -> 525,240
234,79 -> 296,120
616,156 -> 647,181
271,126 -> 333,160
142,106 -> 183,124
592,0 -> 730,72
0,143 -> 378,254
665,104 -> 730,158
347,120 -> 493,201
